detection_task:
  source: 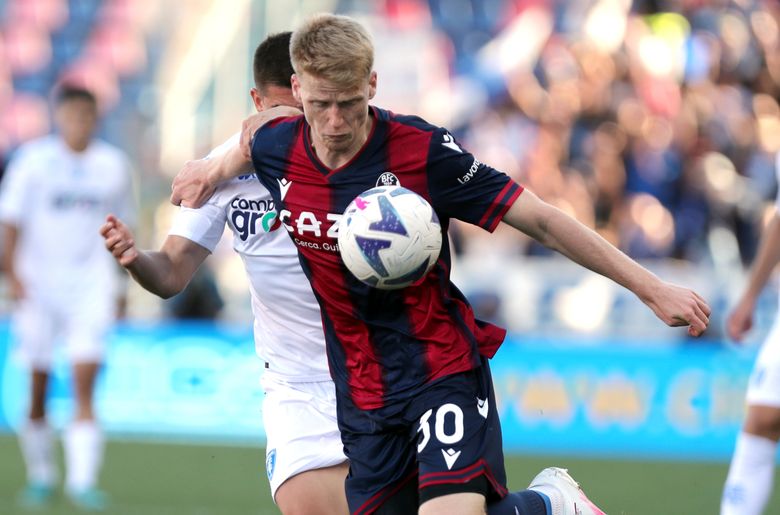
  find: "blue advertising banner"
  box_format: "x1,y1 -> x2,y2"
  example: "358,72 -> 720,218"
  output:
0,321 -> 759,460
490,340 -> 754,461
0,321 -> 265,444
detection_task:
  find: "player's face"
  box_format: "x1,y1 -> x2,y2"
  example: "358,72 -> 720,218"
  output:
292,71 -> 377,157
55,98 -> 98,152
251,84 -> 301,112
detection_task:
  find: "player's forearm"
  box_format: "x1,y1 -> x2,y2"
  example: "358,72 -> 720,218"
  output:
739,213 -> 780,304
124,250 -> 189,299
206,143 -> 251,185
536,206 -> 660,297
503,192 -> 661,299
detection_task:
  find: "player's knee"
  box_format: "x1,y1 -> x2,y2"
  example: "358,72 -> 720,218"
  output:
745,407 -> 780,441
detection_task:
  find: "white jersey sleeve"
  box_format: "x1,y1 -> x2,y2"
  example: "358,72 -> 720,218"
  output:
0,146 -> 36,225
167,132 -> 243,250
168,201 -> 227,252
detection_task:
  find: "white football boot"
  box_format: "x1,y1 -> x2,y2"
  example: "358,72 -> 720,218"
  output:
528,467 -> 606,515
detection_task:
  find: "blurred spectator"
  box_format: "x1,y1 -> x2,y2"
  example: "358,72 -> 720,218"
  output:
427,0 -> 780,269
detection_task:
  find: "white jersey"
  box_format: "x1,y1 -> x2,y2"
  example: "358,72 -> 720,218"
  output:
748,152 -> 780,406
0,135 -> 135,302
169,134 -> 329,382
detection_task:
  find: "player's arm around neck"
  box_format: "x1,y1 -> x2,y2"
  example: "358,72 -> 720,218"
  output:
502,190 -> 711,336
170,106 -> 301,209
101,215 -> 209,299
170,148 -> 245,209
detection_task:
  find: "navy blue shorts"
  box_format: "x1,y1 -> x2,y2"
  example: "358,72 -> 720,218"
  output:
337,357 -> 508,514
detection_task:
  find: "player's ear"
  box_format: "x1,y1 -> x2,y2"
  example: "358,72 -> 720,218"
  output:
368,71 -> 377,100
250,88 -> 264,111
291,74 -> 302,103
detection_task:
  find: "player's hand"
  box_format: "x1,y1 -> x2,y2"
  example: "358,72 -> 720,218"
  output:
643,281 -> 711,337
726,297 -> 754,343
239,106 -> 301,161
170,159 -> 216,208
100,214 -> 139,267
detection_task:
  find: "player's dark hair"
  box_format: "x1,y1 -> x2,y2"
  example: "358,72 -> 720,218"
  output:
253,32 -> 294,92
55,85 -> 98,106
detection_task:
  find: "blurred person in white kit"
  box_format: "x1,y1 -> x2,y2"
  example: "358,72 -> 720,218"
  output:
0,84 -> 136,510
721,151 -> 780,515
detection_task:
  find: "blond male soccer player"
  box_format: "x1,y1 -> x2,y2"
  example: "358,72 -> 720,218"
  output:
101,33 -> 348,515
0,85 -> 136,511
721,152 -> 780,515
171,14 -> 711,515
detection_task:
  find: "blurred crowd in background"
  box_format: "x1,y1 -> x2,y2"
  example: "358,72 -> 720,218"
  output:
0,0 -> 778,340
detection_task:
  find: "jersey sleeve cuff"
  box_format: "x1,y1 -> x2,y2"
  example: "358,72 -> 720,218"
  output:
479,181 -> 523,233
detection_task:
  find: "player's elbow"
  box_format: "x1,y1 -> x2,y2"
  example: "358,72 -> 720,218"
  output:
157,281 -> 187,299
134,277 -> 185,300
157,289 -> 179,300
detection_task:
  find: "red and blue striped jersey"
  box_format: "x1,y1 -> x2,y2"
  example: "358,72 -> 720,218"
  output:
250,106 -> 523,409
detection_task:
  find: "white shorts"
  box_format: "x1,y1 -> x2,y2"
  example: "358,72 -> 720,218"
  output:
12,295 -> 114,370
261,373 -> 347,501
747,320 -> 780,407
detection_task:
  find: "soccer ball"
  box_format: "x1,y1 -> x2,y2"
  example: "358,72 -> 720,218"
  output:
338,186 -> 442,289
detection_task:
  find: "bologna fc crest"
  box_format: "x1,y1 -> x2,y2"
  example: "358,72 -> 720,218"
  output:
376,172 -> 399,187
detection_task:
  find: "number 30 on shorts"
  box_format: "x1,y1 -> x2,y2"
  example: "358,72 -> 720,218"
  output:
417,403 -> 465,452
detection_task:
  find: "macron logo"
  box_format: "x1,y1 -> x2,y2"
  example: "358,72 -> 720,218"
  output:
442,133 -> 463,153
442,448 -> 461,470
477,397 -> 489,419
278,178 -> 292,200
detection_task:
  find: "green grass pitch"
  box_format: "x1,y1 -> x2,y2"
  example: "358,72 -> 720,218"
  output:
1,434 -> 778,514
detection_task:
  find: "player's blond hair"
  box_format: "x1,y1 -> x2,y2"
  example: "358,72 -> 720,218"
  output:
290,14 -> 374,88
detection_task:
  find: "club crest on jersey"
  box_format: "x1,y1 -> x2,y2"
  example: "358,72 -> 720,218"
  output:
266,448 -> 276,481
376,172 -> 399,187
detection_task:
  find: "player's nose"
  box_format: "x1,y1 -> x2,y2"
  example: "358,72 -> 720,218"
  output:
326,105 -> 345,128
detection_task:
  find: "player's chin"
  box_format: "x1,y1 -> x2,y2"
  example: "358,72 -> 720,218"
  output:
323,136 -> 351,150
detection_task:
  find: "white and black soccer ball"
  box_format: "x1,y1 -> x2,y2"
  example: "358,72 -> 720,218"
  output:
338,186 -> 442,290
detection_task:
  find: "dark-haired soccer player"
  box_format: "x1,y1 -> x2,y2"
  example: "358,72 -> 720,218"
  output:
0,85 -> 136,511
102,33 -> 348,515
171,14 -> 710,515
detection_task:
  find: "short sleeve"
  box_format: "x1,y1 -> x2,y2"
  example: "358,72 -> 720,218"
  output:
168,199 -> 228,253
0,150 -> 34,226
427,128 -> 523,232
